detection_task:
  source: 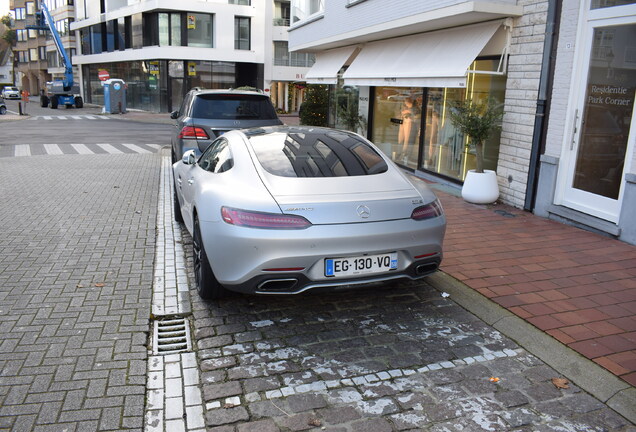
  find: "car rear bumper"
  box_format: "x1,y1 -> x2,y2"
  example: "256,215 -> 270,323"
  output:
200,216 -> 446,294
224,254 -> 442,295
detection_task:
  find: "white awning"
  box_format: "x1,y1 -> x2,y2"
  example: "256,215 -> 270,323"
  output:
305,45 -> 359,85
342,20 -> 506,88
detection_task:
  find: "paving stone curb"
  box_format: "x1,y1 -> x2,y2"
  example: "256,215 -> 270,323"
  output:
428,271 -> 636,424
144,151 -> 206,432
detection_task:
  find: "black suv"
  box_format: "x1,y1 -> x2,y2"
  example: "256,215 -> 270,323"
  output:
170,88 -> 283,162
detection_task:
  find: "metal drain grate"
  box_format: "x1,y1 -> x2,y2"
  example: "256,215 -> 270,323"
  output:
152,317 -> 192,355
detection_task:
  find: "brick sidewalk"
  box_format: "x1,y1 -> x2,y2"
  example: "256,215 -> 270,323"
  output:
436,190 -> 636,387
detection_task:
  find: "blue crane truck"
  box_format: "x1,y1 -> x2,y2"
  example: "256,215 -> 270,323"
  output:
28,3 -> 83,109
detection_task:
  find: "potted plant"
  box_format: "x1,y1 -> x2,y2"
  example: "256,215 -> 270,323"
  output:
449,98 -> 503,204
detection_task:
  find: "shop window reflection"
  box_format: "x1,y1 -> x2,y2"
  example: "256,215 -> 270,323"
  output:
371,88 -> 423,170
371,60 -> 505,181
422,59 -> 505,181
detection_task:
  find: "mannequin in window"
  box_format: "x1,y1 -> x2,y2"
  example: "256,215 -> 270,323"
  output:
398,97 -> 420,161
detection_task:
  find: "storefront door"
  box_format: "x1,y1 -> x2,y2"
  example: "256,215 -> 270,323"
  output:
558,13 -> 636,222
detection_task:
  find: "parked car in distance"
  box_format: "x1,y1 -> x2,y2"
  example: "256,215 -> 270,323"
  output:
1,86 -> 20,100
173,126 -> 447,300
0,100 -> 6,115
170,88 -> 283,162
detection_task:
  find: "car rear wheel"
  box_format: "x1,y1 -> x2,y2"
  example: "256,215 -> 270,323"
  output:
193,217 -> 225,300
50,96 -> 58,109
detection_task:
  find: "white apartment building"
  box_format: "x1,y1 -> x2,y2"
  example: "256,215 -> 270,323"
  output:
70,0 -> 313,113
289,0 -> 636,245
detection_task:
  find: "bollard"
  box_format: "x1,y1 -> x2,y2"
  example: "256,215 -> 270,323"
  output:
18,102 -> 23,115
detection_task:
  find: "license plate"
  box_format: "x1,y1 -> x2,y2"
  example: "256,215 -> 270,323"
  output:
325,252 -> 398,277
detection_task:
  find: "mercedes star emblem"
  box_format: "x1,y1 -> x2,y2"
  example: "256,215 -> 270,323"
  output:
356,205 -> 371,219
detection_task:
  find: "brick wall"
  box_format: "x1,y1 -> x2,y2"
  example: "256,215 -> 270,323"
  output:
497,0 -> 550,208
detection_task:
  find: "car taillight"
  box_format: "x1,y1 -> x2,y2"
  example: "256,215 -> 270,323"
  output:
178,126 -> 209,139
221,207 -> 312,229
411,199 -> 444,220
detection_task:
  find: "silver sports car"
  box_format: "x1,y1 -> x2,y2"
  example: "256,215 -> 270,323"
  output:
173,126 -> 446,300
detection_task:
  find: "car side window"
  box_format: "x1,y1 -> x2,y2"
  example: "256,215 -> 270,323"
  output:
178,93 -> 192,117
198,138 -> 234,173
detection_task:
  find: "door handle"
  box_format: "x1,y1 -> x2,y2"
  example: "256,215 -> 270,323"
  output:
570,109 -> 579,151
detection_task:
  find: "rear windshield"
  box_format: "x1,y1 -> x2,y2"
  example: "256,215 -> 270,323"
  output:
192,94 -> 278,120
249,130 -> 389,177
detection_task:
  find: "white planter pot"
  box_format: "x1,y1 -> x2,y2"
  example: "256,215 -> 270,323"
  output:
461,169 -> 499,204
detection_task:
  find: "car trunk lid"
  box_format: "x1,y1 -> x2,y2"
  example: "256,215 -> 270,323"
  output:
261,174 -> 423,225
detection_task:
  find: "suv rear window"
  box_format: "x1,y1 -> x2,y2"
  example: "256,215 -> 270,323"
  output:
249,130 -> 389,178
192,94 -> 278,120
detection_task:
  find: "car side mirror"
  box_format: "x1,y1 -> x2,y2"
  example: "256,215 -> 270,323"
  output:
170,110 -> 179,120
182,150 -> 196,165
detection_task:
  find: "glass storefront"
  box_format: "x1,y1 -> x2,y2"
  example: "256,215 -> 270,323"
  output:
82,60 -> 239,112
370,59 -> 506,182
371,87 -> 423,170
83,61 -> 166,111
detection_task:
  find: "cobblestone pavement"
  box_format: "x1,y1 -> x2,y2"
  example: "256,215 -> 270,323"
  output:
0,154 -> 159,431
188,284 -> 636,431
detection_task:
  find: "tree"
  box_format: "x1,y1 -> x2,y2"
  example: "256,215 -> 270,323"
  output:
1,15 -> 16,86
448,98 -> 503,173
299,84 -> 329,126
1,15 -> 15,45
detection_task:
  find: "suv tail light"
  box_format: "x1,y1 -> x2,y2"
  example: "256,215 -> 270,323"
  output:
221,207 -> 311,229
411,199 -> 444,220
179,126 -> 209,139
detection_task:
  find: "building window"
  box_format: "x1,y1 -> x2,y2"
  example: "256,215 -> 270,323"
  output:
90,24 -> 103,54
55,18 -> 73,36
47,51 -> 58,68
16,51 -> 27,63
29,48 -> 39,61
159,12 -> 183,46
159,13 -> 169,46
274,41 -> 315,67
274,1 -> 291,26
229,0 -> 251,4
39,46 -> 47,60
187,13 -> 213,48
234,16 -> 250,50
26,2 -> 34,15
14,8 -> 26,20
591,0 -> 636,8
16,29 -> 27,41
291,0 -> 324,23
143,13 -> 159,47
